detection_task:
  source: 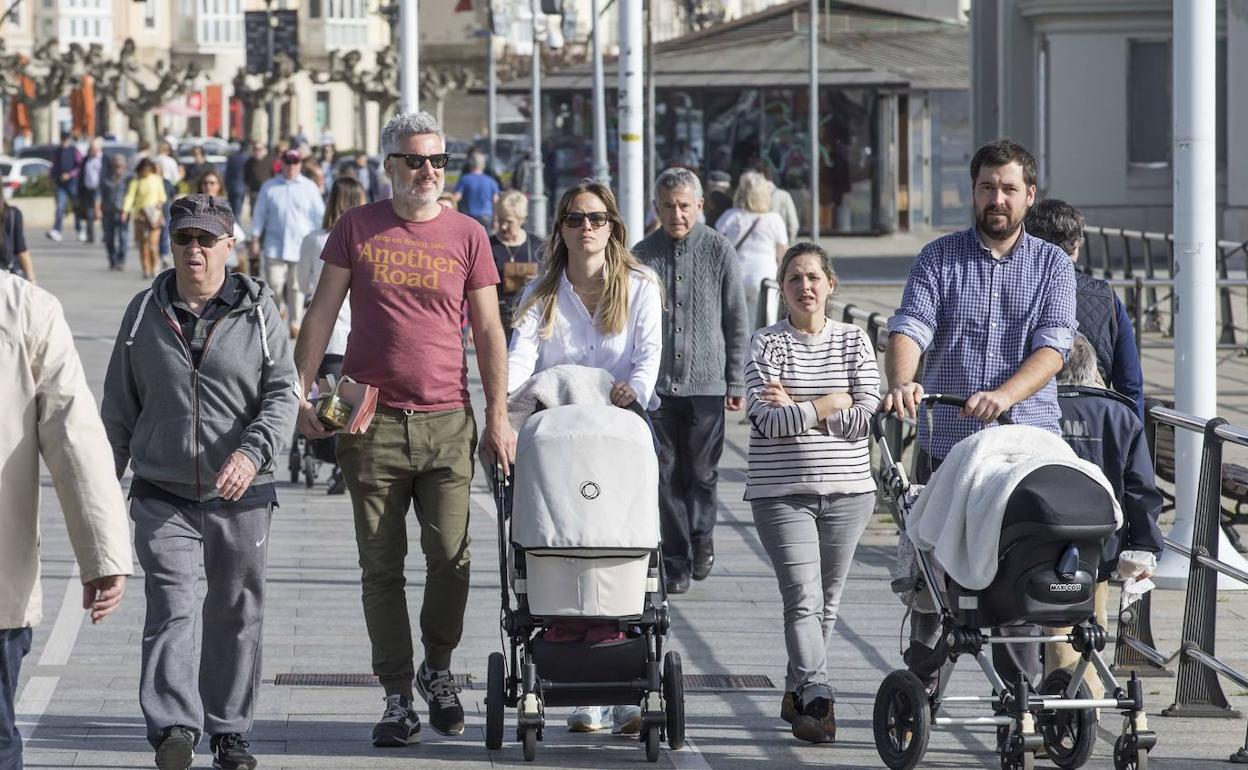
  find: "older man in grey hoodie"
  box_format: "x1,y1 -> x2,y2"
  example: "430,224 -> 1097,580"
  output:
634,167 -> 749,594
102,195 -> 299,770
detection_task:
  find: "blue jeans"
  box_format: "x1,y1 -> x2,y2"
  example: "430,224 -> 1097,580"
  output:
53,184 -> 74,232
1,627 -> 33,769
102,211 -> 129,267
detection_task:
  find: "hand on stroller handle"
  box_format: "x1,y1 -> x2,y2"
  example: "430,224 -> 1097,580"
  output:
871,393 -> 1014,441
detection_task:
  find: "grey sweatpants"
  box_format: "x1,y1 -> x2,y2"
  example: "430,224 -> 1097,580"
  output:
131,496 -> 271,748
751,492 -> 875,706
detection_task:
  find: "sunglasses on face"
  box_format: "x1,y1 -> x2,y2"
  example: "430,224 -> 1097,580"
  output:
172,232 -> 225,248
562,211 -> 611,229
387,152 -> 451,170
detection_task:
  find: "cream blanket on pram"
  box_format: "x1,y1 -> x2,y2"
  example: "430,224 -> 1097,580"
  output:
904,425 -> 1123,591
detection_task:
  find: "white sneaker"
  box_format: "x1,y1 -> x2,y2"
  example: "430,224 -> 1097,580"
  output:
611,705 -> 642,735
46,229 -> 62,242
567,705 -> 609,732
76,229 -> 87,242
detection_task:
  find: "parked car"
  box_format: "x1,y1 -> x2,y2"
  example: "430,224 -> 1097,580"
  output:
15,144 -> 58,165
0,156 -> 52,200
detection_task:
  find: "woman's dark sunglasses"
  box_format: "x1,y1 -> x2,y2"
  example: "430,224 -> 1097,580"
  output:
562,211 -> 612,229
172,232 -> 225,248
387,152 -> 451,170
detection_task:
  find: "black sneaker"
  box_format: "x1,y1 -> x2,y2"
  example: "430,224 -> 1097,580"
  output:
155,725 -> 196,770
791,697 -> 836,744
665,574 -> 691,595
327,466 -> 347,495
372,694 -> 422,746
416,663 -> 465,736
692,541 -> 715,581
210,733 -> 257,770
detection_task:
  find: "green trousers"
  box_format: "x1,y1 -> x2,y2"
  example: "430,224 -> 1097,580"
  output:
337,406 -> 477,698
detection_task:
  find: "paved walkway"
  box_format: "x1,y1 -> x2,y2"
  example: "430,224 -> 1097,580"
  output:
14,240 -> 1248,769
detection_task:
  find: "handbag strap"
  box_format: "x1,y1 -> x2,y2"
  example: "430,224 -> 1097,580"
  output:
734,214 -> 762,251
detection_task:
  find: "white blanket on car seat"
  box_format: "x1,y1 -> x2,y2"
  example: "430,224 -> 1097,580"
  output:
906,425 -> 1123,591
507,364 -> 616,435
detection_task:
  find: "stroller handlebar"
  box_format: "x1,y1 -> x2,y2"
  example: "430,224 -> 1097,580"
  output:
871,393 -> 1014,442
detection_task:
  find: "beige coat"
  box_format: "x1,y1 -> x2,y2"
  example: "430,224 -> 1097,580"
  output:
0,273 -> 132,629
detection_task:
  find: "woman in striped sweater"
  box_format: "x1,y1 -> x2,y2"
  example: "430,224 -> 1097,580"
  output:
745,242 -> 881,744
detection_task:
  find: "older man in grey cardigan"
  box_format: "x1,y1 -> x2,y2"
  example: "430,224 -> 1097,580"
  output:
634,168 -> 749,594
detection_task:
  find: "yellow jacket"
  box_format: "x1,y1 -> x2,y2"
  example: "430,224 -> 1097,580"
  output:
122,174 -> 167,215
0,273 -> 133,628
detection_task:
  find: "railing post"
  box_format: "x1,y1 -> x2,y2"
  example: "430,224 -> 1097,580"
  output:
1142,235 -> 1158,314
1112,590 -> 1173,677
1218,244 -> 1236,345
1161,417 -> 1243,719
1099,229 -> 1113,279
1133,277 -> 1144,360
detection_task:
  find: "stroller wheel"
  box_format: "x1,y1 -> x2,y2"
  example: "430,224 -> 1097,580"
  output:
873,670 -> 932,770
289,444 -> 301,484
663,651 -> 685,750
643,725 -> 660,763
521,726 -> 537,762
1000,751 -> 1036,770
1038,669 -> 1096,769
303,454 -> 317,488
485,652 -> 505,750
1113,735 -> 1148,770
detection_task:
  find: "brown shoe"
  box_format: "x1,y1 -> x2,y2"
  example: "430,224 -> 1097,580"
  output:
791,697 -> 836,743
780,691 -> 798,724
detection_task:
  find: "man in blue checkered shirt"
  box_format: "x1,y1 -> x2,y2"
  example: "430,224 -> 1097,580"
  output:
882,139 -> 1077,694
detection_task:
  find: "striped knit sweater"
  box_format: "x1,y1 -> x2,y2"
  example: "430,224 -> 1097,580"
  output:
744,318 -> 882,500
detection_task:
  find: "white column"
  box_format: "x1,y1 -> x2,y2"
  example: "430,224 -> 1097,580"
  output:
617,0 -> 644,242
1157,0 -> 1248,590
400,0 -> 419,113
591,0 -> 609,185
808,0 -> 819,239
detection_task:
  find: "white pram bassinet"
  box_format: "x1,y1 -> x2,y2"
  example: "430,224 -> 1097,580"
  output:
511,403 -> 661,618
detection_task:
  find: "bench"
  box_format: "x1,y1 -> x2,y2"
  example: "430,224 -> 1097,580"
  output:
1146,397 -> 1248,553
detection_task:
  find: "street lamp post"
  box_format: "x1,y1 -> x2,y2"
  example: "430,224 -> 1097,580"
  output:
399,0 -> 418,111
529,0 -> 547,236
265,0 -> 276,150
808,0 -> 820,239
591,0 -> 609,185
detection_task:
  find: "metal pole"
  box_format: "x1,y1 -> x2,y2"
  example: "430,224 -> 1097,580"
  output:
809,0 -> 820,239
618,0 -> 643,239
265,0 -> 275,150
487,10 -> 497,171
645,0 -> 656,207
591,0 -> 609,185
1156,0 -> 1248,589
400,0 -> 419,112
529,0 -> 547,237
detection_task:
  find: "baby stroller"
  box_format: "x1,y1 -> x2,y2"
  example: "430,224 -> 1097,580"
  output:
485,402 -> 686,762
872,395 -> 1156,770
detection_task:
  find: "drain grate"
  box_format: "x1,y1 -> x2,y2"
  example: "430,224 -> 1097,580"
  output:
274,672 -> 772,691
683,674 -> 775,691
275,673 -> 474,688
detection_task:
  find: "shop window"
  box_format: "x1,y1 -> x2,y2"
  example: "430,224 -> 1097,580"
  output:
1128,38 -> 1226,168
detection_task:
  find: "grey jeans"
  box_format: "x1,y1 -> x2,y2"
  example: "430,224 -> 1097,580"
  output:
751,492 -> 875,706
132,496 -> 271,748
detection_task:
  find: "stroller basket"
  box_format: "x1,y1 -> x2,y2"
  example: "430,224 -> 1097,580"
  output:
517,548 -> 657,619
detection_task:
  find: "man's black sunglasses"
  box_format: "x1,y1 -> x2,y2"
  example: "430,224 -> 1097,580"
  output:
172,232 -> 226,248
387,152 -> 451,170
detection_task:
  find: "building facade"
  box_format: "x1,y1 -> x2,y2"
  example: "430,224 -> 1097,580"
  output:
972,0 -> 1248,241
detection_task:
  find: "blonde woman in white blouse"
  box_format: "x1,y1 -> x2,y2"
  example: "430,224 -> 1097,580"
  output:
508,181 -> 662,412
506,181 -> 662,736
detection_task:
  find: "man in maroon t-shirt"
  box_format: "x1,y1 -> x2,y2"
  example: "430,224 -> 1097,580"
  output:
294,111 -> 515,747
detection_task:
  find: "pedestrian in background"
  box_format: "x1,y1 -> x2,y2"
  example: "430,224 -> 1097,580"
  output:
184,146 -> 213,191
704,170 -> 733,229
319,144 -> 336,191
715,170 -> 789,341
76,137 -> 105,243
489,189 -> 545,334
746,242 -> 880,744
47,131 -> 82,242
123,158 -> 168,280
99,154 -> 132,272
294,111 -> 515,747
102,195 -> 298,770
243,142 -> 273,213
0,269 -> 133,770
193,171 -> 248,274
634,167 -> 748,594
453,151 -> 500,230
507,180 -> 661,736
225,138 -> 250,221
251,149 -> 325,337
753,162 -> 800,243
1025,198 -> 1145,421
0,195 -> 35,283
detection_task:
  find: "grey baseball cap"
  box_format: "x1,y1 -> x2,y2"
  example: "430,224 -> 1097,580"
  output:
169,194 -> 235,237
